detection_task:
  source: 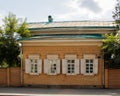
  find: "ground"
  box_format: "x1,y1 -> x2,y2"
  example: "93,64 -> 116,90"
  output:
0,87 -> 120,96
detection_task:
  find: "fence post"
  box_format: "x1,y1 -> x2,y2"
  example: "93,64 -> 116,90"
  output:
7,68 -> 10,87
104,69 -> 109,88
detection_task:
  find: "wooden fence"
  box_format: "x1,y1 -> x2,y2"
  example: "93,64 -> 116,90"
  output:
0,67 -> 120,88
0,67 -> 21,86
105,69 -> 120,88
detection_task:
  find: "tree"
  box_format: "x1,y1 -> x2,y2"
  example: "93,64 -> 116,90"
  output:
0,12 -> 31,67
17,18 -> 30,37
0,37 -> 20,67
102,0 -> 120,68
113,0 -> 120,30
3,12 -> 31,37
102,34 -> 120,68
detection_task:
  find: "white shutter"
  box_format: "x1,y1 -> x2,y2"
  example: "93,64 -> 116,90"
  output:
94,59 -> 98,74
81,59 -> 85,74
62,59 -> 67,74
56,59 -> 60,74
37,59 -> 42,74
44,59 -> 48,74
25,59 -> 30,73
75,59 -> 79,75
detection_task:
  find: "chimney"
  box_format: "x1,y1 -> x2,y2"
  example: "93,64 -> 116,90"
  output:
48,15 -> 53,23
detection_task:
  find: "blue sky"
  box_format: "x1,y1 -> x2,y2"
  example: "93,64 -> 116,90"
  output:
0,0 -> 116,24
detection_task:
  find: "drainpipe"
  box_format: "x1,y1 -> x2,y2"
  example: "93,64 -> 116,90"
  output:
102,56 -> 105,88
19,43 -> 23,86
102,50 -> 105,88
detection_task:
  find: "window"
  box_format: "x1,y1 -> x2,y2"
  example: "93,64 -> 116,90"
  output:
44,55 -> 60,75
49,59 -> 57,74
62,55 -> 79,75
85,59 -> 94,74
25,55 -> 42,75
30,59 -> 38,73
81,54 -> 98,75
67,59 -> 75,74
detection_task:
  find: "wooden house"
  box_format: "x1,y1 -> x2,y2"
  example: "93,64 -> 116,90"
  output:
20,18 -> 115,88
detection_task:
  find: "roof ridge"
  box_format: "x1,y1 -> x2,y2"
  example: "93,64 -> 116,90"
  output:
27,20 -> 114,24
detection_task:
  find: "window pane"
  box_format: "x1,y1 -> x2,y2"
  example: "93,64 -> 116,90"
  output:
67,60 -> 75,74
67,60 -> 71,63
49,60 -> 57,74
85,59 -> 94,74
90,59 -> 93,63
90,64 -> 93,66
35,59 -> 37,63
71,60 -> 75,63
86,59 -> 89,63
35,64 -> 37,73
31,64 -> 34,73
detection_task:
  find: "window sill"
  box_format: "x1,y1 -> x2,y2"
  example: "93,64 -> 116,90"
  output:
83,74 -> 95,76
29,73 -> 40,75
66,73 -> 76,75
47,73 -> 57,75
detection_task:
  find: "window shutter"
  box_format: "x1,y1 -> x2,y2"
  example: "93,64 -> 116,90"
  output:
37,59 -> 42,74
25,59 -> 30,73
44,59 -> 48,74
75,59 -> 80,75
62,59 -> 67,74
81,59 -> 85,74
94,59 -> 98,74
56,59 -> 60,74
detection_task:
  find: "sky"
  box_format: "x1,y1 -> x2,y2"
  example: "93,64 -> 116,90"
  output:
0,0 -> 117,25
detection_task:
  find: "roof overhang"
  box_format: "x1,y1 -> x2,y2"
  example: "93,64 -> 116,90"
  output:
29,27 -> 115,35
20,39 -> 103,46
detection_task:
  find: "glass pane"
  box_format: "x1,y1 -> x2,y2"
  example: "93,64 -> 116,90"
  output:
90,64 -> 93,66
90,67 -> 93,70
90,71 -> 93,73
90,59 -> 93,63
71,60 -> 75,63
31,64 -> 34,73
54,64 -> 56,67
86,59 -> 89,63
35,64 -> 37,73
30,59 -> 32,62
86,64 -> 89,66
86,67 -> 89,69
51,63 -> 57,73
86,71 -> 89,73
72,70 -> 74,73
67,60 -> 71,63
68,71 -> 70,73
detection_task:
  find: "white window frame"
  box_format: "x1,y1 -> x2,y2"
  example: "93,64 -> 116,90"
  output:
62,55 -> 79,75
81,54 -> 98,75
25,54 -> 42,75
44,55 -> 60,75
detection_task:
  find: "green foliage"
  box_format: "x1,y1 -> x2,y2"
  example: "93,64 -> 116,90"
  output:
0,12 -> 30,67
113,0 -> 120,30
103,0 -> 120,69
116,30 -> 120,43
0,27 -> 3,36
3,12 -> 31,37
3,12 -> 18,35
102,33 -> 120,68
0,37 -> 21,67
17,19 -> 31,37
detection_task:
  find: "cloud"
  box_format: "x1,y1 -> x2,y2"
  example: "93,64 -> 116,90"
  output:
0,11 -> 7,26
77,0 -> 101,13
55,0 -> 116,21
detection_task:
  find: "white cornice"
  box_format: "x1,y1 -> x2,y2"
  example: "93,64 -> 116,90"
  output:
20,39 -> 103,46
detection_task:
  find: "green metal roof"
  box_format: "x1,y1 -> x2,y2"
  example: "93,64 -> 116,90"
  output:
19,34 -> 104,41
28,21 -> 115,30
